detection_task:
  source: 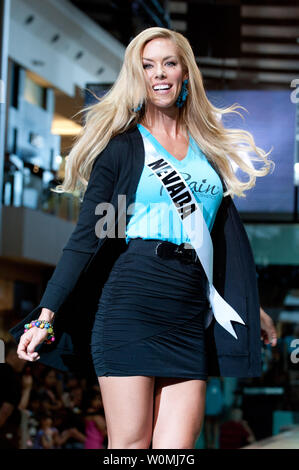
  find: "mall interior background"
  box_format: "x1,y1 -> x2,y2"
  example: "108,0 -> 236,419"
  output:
0,0 -> 299,449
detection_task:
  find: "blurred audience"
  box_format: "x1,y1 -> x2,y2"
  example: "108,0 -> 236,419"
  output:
1,317 -> 299,449
1,340 -> 107,449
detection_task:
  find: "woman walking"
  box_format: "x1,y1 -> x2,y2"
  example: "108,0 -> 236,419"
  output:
11,27 -> 277,449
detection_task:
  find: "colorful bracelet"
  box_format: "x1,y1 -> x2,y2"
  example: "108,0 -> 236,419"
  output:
24,319 -> 55,345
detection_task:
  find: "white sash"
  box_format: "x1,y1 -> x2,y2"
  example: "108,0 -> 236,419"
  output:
142,133 -> 245,340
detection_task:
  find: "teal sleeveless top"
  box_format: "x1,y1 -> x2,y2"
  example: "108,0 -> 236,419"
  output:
125,123 -> 223,245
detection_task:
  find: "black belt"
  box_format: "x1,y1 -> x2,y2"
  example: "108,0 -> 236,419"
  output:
154,240 -> 200,265
127,238 -> 201,265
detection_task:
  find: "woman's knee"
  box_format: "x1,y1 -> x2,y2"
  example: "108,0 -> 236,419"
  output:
152,428 -> 203,449
108,433 -> 152,449
106,417 -> 153,449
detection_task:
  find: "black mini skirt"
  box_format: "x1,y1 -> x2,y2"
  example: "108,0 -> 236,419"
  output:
90,237 -> 210,380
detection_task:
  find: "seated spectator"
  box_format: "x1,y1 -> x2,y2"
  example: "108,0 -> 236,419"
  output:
83,389 -> 106,449
37,368 -> 64,412
33,412 -> 71,449
57,401 -> 86,449
68,386 -> 84,413
61,376 -> 81,408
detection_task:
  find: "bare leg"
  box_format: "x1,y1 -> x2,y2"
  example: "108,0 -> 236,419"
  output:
98,375 -> 155,449
151,377 -> 206,449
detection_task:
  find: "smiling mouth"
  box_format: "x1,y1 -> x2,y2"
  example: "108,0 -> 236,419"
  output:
152,84 -> 173,93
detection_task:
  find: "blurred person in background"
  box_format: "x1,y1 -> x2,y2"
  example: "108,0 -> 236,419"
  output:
61,375 -> 81,408
83,389 -> 107,449
68,386 -> 84,413
26,390 -> 42,448
203,377 -> 224,449
219,407 -> 256,449
33,412 -> 72,449
0,342 -> 32,449
37,368 -> 64,413
59,385 -> 87,449
39,395 -> 54,415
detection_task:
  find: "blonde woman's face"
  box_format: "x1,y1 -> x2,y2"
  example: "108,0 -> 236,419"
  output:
142,38 -> 188,109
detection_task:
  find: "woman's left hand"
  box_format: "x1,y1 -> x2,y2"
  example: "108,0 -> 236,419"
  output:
260,307 -> 277,346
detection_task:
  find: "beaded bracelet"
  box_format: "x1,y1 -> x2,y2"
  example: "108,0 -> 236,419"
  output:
24,319 -> 55,345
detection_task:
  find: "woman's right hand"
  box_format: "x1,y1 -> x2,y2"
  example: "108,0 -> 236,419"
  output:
17,308 -> 55,361
17,326 -> 49,362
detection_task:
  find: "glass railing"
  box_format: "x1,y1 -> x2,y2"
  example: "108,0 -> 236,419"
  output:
2,160 -> 80,224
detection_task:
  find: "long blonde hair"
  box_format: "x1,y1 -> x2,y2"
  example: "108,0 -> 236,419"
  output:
53,26 -> 274,199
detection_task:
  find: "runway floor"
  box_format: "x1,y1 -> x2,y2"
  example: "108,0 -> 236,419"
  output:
243,425 -> 299,449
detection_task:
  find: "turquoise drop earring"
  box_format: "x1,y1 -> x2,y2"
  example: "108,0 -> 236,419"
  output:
132,101 -> 143,112
176,78 -> 189,108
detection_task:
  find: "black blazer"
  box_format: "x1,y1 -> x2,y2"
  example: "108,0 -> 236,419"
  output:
9,125 -> 262,379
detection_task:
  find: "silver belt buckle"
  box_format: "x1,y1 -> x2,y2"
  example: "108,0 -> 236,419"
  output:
155,241 -> 164,256
155,241 -> 176,259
